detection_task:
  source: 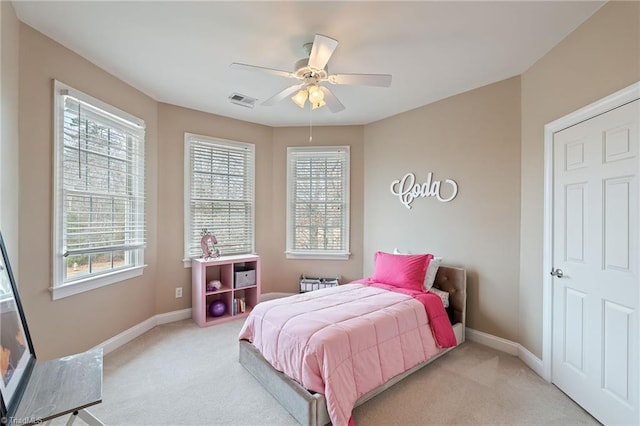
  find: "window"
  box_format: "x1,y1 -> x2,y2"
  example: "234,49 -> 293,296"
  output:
286,146 -> 350,259
53,81 -> 146,299
184,134 -> 255,263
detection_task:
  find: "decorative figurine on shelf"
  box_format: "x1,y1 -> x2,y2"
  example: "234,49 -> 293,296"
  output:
206,280 -> 222,292
200,229 -> 220,259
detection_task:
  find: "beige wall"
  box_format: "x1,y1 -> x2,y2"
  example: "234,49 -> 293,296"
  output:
18,24 -> 159,360
363,77 -> 522,341
1,1 -> 20,272
519,1 -> 640,357
155,103 -> 272,312
152,107 -> 365,308
270,126 -> 365,292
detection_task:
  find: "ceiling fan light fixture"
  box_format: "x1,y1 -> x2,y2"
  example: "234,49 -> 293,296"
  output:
292,85 -> 326,109
291,89 -> 308,108
311,99 -> 326,110
307,85 -> 324,103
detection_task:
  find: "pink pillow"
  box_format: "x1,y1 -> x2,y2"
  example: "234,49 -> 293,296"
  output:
372,251 -> 433,291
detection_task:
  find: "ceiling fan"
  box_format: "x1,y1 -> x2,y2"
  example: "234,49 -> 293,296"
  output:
230,34 -> 392,112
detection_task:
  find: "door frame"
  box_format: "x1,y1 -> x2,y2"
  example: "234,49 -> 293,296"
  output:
542,81 -> 640,382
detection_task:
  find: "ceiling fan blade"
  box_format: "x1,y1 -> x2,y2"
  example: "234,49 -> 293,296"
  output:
262,83 -> 306,106
328,73 -> 392,87
230,62 -> 294,79
319,86 -> 345,113
308,34 -> 338,70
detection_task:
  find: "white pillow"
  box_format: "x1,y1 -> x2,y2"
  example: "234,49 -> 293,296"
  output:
424,256 -> 442,291
393,249 -> 442,291
429,286 -> 450,308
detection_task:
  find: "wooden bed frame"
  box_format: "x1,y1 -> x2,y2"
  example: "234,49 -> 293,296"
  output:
238,265 -> 467,426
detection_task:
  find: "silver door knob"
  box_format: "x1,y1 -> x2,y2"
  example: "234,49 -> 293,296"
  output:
550,268 -> 564,278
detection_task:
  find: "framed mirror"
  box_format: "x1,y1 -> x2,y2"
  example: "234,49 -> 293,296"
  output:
0,232 -> 36,422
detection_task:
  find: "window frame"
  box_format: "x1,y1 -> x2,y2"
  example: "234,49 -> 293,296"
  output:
52,80 -> 146,300
183,133 -> 256,266
286,145 -> 351,260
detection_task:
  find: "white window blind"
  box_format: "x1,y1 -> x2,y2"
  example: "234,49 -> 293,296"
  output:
53,81 -> 146,299
184,134 -> 255,260
286,146 -> 350,259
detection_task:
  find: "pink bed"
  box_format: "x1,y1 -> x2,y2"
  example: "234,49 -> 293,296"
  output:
238,261 -> 466,426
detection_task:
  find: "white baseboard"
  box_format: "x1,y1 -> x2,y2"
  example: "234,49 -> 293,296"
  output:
93,308 -> 192,355
260,292 -> 296,302
155,308 -> 192,325
517,344 -> 545,377
466,327 -> 519,355
465,327 -> 543,376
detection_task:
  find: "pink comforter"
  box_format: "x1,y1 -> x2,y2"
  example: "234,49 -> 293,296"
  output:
238,283 -> 457,426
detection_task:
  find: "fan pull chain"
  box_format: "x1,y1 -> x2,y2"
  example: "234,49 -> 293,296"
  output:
309,102 -> 313,142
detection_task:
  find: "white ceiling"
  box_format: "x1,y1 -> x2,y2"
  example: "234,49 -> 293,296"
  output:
12,1 -> 605,127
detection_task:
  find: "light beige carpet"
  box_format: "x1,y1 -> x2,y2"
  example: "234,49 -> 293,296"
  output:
61,318 -> 597,425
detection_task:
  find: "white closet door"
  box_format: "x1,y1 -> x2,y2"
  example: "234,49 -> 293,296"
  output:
552,99 -> 639,425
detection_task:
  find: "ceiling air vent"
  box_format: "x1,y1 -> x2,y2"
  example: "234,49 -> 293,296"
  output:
228,93 -> 256,109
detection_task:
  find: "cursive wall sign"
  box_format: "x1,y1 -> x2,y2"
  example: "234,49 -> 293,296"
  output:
390,172 -> 458,209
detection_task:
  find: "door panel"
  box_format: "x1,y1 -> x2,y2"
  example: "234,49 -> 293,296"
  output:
552,99 -> 639,425
565,183 -> 586,263
602,300 -> 632,403
564,287 -> 586,372
604,177 -> 631,271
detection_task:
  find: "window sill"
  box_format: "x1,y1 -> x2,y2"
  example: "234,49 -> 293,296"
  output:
51,265 -> 146,300
285,252 -> 351,260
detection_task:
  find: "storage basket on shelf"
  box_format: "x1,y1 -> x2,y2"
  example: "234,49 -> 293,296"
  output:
299,276 -> 339,293
235,267 -> 256,289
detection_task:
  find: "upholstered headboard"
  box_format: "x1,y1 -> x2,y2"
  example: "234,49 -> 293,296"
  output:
432,265 -> 466,326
